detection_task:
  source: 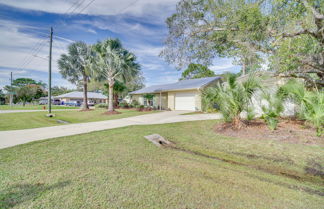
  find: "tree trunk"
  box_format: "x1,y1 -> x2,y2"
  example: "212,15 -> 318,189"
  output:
114,93 -> 118,108
233,115 -> 244,129
242,62 -> 246,75
108,80 -> 114,112
83,76 -> 89,110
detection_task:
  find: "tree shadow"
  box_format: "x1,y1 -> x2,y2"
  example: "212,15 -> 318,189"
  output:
0,181 -> 70,208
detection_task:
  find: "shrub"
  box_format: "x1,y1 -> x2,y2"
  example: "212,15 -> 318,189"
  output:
211,73 -> 262,129
136,105 -> 146,111
119,102 -> 129,108
246,107 -> 256,121
202,87 -> 219,112
131,100 -> 139,106
278,79 -> 324,136
95,103 -> 108,108
261,92 -> 284,130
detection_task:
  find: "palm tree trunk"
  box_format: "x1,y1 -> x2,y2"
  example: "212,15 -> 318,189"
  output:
242,62 -> 246,75
108,80 -> 114,112
114,93 -> 118,108
233,115 -> 244,129
83,76 -> 89,110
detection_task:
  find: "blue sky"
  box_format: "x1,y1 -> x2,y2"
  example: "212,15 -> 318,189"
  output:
0,0 -> 240,89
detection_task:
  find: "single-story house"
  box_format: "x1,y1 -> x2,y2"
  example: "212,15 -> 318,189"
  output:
130,77 -> 221,111
38,96 -> 60,105
56,91 -> 107,105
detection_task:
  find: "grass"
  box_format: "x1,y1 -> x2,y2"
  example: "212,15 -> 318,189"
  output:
0,120 -> 323,208
0,104 -> 78,110
0,109 -> 158,131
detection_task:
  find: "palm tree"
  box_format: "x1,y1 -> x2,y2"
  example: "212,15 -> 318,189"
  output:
278,79 -> 324,136
103,80 -> 127,107
210,73 -> 261,129
58,41 -> 93,110
93,38 -> 140,112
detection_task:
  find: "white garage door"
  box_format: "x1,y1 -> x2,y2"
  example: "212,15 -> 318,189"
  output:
175,92 -> 196,110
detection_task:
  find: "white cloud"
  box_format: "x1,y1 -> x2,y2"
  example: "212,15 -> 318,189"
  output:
0,69 -> 27,75
210,63 -> 235,71
0,20 -> 69,74
0,0 -> 179,19
145,74 -> 179,86
87,28 -> 97,34
209,58 -> 241,73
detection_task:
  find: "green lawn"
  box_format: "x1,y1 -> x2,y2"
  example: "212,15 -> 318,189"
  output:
0,104 -> 78,110
0,120 -> 323,208
0,109 -> 158,131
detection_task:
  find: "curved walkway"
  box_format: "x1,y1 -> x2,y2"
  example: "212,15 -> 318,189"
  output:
0,111 -> 222,149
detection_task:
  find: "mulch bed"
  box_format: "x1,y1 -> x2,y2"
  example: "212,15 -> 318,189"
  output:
214,119 -> 324,146
102,110 -> 121,115
137,108 -> 154,112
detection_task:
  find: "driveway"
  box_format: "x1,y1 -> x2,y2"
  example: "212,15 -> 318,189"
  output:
0,111 -> 222,149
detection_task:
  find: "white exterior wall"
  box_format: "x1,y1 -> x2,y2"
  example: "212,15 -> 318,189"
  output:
241,88 -> 296,118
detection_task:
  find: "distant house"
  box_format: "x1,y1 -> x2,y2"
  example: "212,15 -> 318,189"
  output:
130,77 -> 221,111
56,91 -> 107,105
38,96 -> 60,105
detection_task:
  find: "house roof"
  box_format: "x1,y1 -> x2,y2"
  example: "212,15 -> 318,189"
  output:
56,91 -> 107,99
130,77 -> 221,94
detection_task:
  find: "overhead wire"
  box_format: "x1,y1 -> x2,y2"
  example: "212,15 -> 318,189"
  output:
13,0 -> 92,73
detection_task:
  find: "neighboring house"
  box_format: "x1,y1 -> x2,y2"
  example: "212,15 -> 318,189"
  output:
56,91 -> 107,105
130,77 -> 221,111
38,96 -> 60,105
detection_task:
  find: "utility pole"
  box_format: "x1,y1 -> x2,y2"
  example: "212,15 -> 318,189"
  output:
48,27 -> 53,114
10,72 -> 13,106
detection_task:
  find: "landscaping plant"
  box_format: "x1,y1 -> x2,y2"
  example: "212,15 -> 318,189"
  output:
261,92 -> 284,130
201,87 -> 218,112
246,106 -> 256,121
93,39 -> 140,113
58,42 -> 93,110
278,79 -> 324,136
211,73 -> 261,129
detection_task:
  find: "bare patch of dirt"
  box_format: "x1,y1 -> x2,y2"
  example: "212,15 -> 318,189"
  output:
102,110 -> 121,115
305,160 -> 324,178
214,119 -> 324,146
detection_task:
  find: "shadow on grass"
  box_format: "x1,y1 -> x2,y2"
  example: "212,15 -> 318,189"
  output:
0,181 -> 70,208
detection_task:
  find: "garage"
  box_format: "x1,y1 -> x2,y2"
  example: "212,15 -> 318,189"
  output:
175,92 -> 196,110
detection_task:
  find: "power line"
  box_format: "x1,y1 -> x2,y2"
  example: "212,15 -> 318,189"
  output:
53,35 -> 75,43
77,0 -> 97,14
17,39 -> 48,71
53,39 -> 68,54
69,0 -> 88,14
12,0 -> 89,73
63,0 -> 87,16
12,0 -> 140,74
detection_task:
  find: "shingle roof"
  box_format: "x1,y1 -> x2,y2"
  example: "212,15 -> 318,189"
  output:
56,91 -> 107,99
130,77 -> 221,94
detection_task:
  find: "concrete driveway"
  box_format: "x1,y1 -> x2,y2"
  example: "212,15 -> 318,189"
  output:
0,111 -> 222,149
